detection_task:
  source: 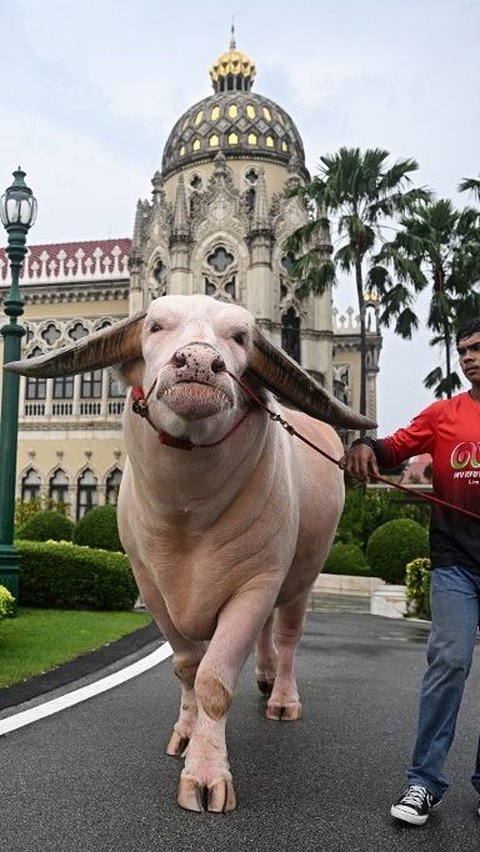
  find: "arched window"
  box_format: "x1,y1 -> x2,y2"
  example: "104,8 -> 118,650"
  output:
25,347 -> 46,400
21,467 -> 41,501
106,468 -> 122,505
204,245 -> 237,300
53,376 -> 74,399
49,468 -> 69,505
281,253 -> 296,275
77,468 -> 98,519
108,371 -> 126,399
281,308 -> 301,364
244,188 -> 255,212
81,370 -> 102,399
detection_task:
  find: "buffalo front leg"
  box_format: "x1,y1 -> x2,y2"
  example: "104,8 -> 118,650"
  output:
266,591 -> 310,721
166,646 -> 205,757
129,568 -> 206,757
177,586 -> 278,813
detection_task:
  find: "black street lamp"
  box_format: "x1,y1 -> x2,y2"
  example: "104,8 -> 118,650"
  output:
0,168 -> 37,614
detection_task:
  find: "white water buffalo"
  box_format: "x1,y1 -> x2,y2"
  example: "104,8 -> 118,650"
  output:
7,294 -> 375,812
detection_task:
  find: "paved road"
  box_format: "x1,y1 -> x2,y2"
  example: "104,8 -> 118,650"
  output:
2,611 -> 480,852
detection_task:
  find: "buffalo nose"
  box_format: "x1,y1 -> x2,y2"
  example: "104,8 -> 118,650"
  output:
170,344 -> 226,376
172,351 -> 187,368
211,355 -> 226,374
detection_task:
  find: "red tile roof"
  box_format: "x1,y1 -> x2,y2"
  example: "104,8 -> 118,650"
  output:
0,238 -> 132,282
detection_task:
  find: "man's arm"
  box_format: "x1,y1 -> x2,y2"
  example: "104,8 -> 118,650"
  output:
339,404 -> 436,483
338,437 -> 381,482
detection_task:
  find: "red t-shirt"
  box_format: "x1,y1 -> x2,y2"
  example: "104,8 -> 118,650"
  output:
374,392 -> 480,571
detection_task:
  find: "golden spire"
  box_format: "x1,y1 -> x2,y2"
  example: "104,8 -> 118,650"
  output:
209,29 -> 256,92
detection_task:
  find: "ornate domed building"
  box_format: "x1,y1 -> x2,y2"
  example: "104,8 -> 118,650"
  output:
129,32 -> 340,390
0,34 -> 381,518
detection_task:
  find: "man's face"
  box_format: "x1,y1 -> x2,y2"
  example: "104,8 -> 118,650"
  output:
457,331 -> 480,385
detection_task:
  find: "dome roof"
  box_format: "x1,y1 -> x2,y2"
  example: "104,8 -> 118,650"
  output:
161,35 -> 306,178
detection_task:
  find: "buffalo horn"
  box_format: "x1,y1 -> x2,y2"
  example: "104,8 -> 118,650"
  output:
3,310 -> 146,378
246,326 -> 377,430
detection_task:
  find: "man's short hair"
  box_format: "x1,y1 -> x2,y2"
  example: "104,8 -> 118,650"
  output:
456,318 -> 480,345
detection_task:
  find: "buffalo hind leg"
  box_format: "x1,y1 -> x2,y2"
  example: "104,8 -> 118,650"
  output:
255,611 -> 278,695
266,591 -> 310,721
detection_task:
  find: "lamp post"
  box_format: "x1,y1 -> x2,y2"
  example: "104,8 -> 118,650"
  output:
0,168 -> 37,614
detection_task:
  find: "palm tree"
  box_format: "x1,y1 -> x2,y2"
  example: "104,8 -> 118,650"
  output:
286,147 -> 429,419
371,199 -> 480,398
459,175 -> 480,204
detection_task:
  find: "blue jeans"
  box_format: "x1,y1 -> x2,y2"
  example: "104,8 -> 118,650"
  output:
407,566 -> 480,799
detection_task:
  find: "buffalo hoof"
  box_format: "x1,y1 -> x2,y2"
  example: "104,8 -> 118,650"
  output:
256,678 -> 274,696
266,700 -> 302,721
166,731 -> 189,757
177,776 -> 237,813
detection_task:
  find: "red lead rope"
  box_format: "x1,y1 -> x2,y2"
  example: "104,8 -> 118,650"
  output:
227,372 -> 480,523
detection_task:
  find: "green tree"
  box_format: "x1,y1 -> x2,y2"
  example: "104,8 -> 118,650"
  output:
459,174 -> 480,204
371,198 -> 480,398
286,147 -> 428,419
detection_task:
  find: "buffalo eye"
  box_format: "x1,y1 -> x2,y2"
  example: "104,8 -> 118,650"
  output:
150,322 -> 162,333
233,331 -> 247,346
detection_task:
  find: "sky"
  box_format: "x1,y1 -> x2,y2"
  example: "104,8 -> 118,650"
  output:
0,0 -> 479,435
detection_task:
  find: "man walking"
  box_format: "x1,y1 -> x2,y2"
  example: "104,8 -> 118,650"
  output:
339,318 -> 480,825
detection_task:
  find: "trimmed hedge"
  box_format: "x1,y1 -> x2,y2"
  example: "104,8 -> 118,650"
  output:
17,540 -> 138,610
323,542 -> 371,576
366,518 -> 429,584
405,557 -> 432,619
17,510 -> 74,542
335,483 -> 430,550
0,585 -> 15,620
73,505 -> 124,553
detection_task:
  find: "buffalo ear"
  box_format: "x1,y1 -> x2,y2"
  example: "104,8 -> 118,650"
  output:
3,309 -> 147,379
246,325 -> 377,431
118,358 -> 145,388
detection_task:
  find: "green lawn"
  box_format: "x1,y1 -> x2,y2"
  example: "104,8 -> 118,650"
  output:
0,608 -> 152,688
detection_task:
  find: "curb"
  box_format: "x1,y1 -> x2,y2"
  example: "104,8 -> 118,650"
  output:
0,621 -> 163,712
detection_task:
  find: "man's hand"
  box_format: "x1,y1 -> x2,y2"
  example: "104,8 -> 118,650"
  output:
338,442 -> 380,482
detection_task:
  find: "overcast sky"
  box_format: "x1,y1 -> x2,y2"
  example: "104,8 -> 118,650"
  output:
1,0 -> 478,435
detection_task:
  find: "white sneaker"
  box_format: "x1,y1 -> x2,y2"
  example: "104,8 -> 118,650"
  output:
391,785 -> 440,825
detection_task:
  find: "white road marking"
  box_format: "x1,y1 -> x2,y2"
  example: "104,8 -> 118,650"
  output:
0,641 -> 173,736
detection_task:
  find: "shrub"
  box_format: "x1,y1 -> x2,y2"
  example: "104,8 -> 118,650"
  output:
335,486 -> 365,545
17,540 -> 138,610
361,489 -> 430,549
335,484 -> 430,551
365,518 -> 429,584
0,585 -> 15,620
15,496 -> 70,528
73,505 -> 124,552
405,557 -> 432,619
323,542 -> 371,575
17,510 -> 74,542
